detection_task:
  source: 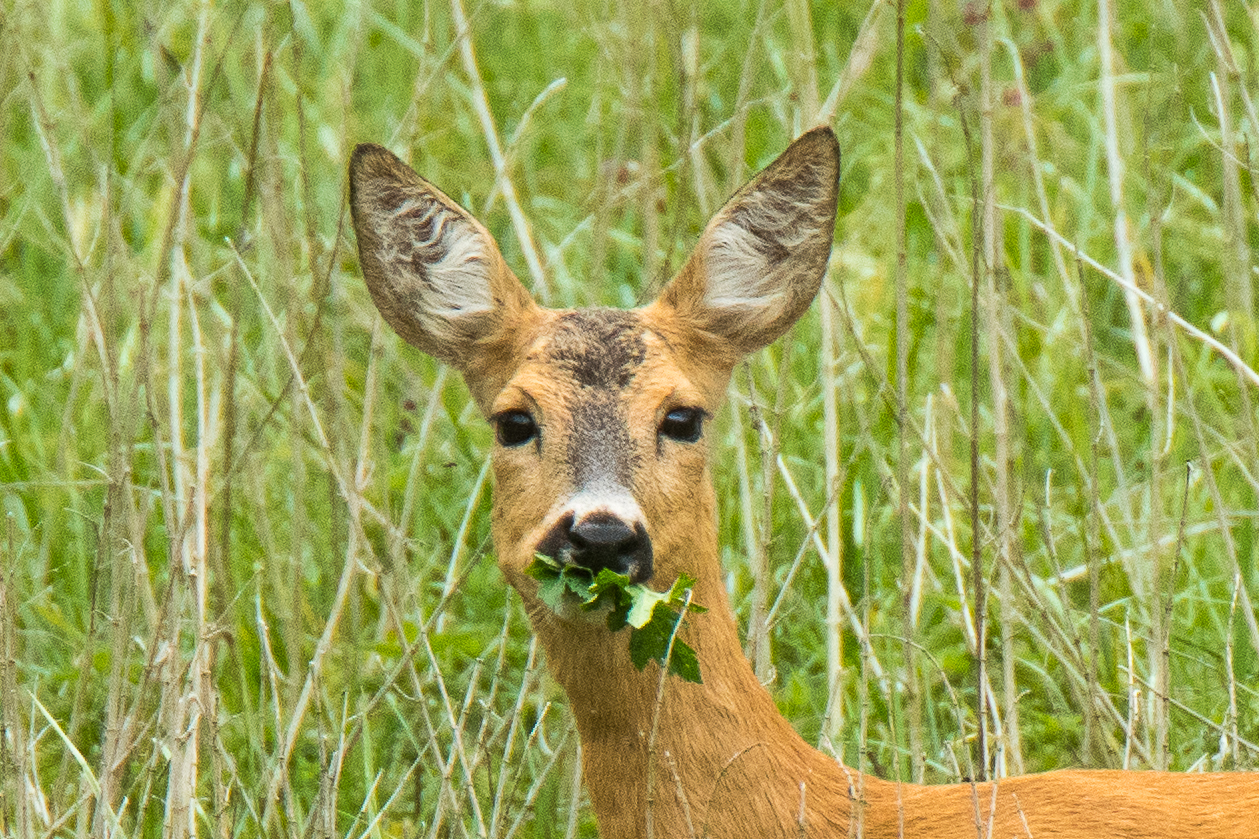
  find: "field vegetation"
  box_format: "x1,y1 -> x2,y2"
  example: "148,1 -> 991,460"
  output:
1,0 -> 1257,836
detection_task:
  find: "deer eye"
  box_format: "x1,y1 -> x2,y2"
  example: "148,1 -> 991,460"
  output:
494,411 -> 538,447
659,408 -> 704,443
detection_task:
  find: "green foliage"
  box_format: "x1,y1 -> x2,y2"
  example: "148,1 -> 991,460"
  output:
526,554 -> 706,684
2,0 -> 1258,836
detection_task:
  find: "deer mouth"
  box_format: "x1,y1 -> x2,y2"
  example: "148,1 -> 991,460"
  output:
534,511 -> 654,585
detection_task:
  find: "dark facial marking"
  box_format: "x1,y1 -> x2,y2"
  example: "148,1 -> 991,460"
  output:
569,392 -> 638,489
539,309 -> 648,491
542,309 -> 647,389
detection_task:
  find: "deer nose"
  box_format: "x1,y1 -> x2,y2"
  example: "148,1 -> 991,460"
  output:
538,511 -> 654,583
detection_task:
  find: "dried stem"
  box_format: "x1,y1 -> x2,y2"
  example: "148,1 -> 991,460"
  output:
449,0 -> 549,302
1097,0 -> 1155,388
892,0 -> 923,784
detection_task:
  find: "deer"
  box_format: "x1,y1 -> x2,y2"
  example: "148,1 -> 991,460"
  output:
348,126 -> 1259,838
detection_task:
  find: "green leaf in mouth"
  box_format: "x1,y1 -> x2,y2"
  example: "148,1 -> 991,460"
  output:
525,555 -> 706,684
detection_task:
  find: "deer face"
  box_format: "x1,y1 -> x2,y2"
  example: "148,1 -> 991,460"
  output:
349,128 -> 839,614
485,306 -> 728,600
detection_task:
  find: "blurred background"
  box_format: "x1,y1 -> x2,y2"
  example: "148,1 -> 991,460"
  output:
1,0 -> 1257,836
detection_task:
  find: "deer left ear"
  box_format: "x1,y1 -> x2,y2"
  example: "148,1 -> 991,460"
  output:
348,143 -> 538,373
650,126 -> 840,358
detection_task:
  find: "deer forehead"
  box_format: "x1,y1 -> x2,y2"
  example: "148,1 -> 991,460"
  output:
539,309 -> 651,390
492,309 -> 707,475
498,309 -> 701,409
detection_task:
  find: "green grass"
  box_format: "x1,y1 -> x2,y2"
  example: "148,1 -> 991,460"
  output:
2,0 -> 1258,836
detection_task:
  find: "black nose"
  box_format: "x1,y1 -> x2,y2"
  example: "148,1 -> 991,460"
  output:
537,512 -> 654,583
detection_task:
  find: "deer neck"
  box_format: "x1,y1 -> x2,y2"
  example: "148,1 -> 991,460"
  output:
515,496 -> 867,838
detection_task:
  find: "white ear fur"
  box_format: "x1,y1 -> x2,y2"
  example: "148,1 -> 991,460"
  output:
702,190 -> 822,313
704,223 -> 788,311
654,126 -> 840,357
373,188 -> 495,319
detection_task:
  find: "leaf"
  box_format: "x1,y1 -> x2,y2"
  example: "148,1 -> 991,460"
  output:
587,568 -> 632,615
626,604 -> 669,670
525,553 -> 563,577
526,554 -> 595,612
590,567 -> 632,591
564,572 -> 597,603
535,572 -> 570,613
605,596 -> 632,632
625,585 -> 668,628
663,639 -> 702,684
525,553 -> 704,683
666,574 -> 707,614
627,601 -> 703,684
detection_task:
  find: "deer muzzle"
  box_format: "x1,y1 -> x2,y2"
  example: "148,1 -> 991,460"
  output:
536,509 -> 654,584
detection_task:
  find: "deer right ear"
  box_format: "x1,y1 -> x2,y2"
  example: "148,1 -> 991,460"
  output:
649,126 -> 840,362
349,144 -> 539,382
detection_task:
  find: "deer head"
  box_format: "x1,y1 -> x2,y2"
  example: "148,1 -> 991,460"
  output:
349,127 -> 839,611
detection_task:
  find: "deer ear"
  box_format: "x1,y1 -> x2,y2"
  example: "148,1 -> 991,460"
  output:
349,144 -> 539,378
651,126 -> 839,359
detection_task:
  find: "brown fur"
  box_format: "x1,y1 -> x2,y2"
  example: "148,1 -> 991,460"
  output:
349,127 -> 1259,837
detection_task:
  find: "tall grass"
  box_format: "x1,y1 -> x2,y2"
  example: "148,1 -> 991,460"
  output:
1,0 -> 1257,836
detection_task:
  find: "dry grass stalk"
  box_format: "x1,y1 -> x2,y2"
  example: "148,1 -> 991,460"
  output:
1007,207 -> 1259,389
978,4 -> 1023,779
1,517 -> 31,839
1097,0 -> 1155,389
892,0 -> 924,785
448,0 -> 548,304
